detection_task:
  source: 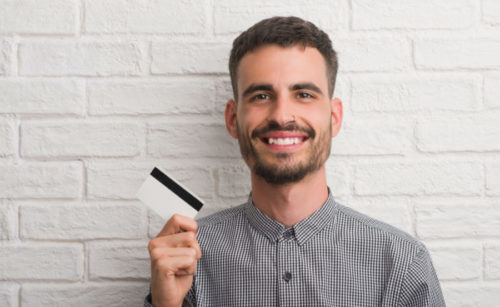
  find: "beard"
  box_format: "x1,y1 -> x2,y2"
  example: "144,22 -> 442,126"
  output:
237,120 -> 332,185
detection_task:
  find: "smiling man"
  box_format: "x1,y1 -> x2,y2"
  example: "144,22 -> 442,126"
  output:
145,17 -> 445,307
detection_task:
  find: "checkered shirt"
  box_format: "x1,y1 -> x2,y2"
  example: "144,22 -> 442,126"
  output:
145,192 -> 445,306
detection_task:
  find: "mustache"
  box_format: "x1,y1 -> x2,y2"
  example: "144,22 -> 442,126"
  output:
251,122 -> 315,139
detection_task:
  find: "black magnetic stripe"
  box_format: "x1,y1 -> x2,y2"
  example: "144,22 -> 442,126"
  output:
150,167 -> 203,211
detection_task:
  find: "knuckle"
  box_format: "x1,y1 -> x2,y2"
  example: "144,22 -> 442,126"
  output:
186,231 -> 196,242
154,258 -> 169,271
147,239 -> 157,252
149,248 -> 163,260
171,214 -> 181,223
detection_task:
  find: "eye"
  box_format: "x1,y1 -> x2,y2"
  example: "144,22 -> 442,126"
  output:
250,93 -> 271,101
297,92 -> 314,99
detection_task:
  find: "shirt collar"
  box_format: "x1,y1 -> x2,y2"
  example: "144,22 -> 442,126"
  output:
244,189 -> 338,246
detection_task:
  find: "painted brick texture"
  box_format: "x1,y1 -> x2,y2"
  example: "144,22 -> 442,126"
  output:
1,1 -> 499,306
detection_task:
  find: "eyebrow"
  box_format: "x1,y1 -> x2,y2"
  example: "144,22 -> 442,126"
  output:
241,83 -> 274,98
241,82 -> 324,99
290,83 -> 323,96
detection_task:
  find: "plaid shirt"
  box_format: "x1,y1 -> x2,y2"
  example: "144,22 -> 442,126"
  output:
145,193 -> 445,306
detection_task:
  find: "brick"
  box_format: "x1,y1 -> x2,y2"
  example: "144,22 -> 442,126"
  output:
347,199 -> 412,233
486,163 -> 500,196
148,123 -> 240,158
20,202 -> 147,240
351,75 -> 478,112
0,284 -> 18,307
415,38 -> 500,69
0,120 -> 15,157
217,164 -> 251,198
87,161 -> 214,200
443,285 -> 500,307
214,0 -> 347,34
484,75 -> 500,109
215,77 -> 233,113
333,118 -> 411,155
19,41 -> 144,76
354,162 -> 482,196
0,201 -> 16,240
483,0 -> 500,24
0,243 -> 82,280
0,0 -> 77,34
152,43 -> 229,74
88,79 -> 215,115
427,243 -> 481,281
0,163 -> 82,199
352,0 -> 475,29
21,283 -> 148,307
0,39 -> 11,75
21,121 -> 141,158
88,241 -> 149,279
337,38 -> 411,72
0,79 -> 84,115
84,0 -> 205,34
416,115 -> 500,152
485,242 -> 500,279
325,160 -> 350,197
416,201 -> 500,239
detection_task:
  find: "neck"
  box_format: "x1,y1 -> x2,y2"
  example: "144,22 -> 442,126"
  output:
250,166 -> 329,227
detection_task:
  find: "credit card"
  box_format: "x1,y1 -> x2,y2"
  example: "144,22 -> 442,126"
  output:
136,167 -> 203,221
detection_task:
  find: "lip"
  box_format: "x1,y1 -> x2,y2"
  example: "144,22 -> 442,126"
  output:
259,131 -> 310,151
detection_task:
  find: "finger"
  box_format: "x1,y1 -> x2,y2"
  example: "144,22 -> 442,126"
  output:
149,234 -> 202,259
163,232 -> 202,258
153,254 -> 198,277
152,243 -> 202,260
157,214 -> 198,237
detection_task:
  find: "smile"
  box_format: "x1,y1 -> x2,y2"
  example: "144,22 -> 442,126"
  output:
264,137 -> 306,145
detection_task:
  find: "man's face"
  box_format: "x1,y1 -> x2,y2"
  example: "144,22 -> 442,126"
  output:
225,44 -> 342,185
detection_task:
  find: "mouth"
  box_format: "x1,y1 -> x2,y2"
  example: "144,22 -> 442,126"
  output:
259,132 -> 310,150
261,136 -> 309,145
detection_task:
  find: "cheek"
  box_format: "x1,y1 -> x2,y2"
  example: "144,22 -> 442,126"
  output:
301,107 -> 330,130
238,107 -> 268,132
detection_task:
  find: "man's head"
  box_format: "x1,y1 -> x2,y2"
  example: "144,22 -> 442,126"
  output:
225,17 -> 342,185
229,16 -> 338,101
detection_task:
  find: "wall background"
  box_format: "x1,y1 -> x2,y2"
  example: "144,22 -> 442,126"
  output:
1,0 -> 500,306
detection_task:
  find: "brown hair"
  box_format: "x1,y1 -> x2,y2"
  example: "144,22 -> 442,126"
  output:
229,16 -> 338,100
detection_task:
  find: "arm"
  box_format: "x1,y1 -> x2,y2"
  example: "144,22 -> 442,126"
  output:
398,246 -> 446,307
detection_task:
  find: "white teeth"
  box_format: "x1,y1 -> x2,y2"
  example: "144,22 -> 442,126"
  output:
268,137 -> 302,145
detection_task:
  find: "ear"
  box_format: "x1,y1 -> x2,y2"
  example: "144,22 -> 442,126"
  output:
330,98 -> 343,138
225,99 -> 238,139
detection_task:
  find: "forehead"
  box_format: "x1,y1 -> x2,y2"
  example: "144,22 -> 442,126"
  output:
236,44 -> 329,95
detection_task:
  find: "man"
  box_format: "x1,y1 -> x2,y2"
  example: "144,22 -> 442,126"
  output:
145,16 -> 445,307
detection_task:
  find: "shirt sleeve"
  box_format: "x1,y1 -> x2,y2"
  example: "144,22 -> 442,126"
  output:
143,288 -> 195,307
398,246 -> 446,307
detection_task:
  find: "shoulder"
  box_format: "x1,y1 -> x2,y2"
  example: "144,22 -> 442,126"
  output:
194,203 -> 248,247
196,203 -> 247,228
335,203 -> 425,255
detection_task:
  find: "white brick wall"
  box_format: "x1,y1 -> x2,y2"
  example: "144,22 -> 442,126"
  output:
0,1 -> 499,306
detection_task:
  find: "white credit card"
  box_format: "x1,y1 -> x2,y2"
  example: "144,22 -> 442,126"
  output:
136,167 -> 203,221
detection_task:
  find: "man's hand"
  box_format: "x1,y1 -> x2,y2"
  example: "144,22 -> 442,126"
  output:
148,214 -> 202,307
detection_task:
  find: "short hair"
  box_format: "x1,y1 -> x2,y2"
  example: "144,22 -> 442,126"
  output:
229,16 -> 338,100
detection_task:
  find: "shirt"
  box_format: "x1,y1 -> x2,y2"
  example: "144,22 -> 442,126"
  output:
144,192 -> 445,306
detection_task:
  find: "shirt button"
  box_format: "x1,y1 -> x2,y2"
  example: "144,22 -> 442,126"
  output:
283,272 -> 292,282
283,229 -> 294,240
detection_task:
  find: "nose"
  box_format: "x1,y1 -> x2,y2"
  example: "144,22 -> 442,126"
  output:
267,94 -> 295,125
